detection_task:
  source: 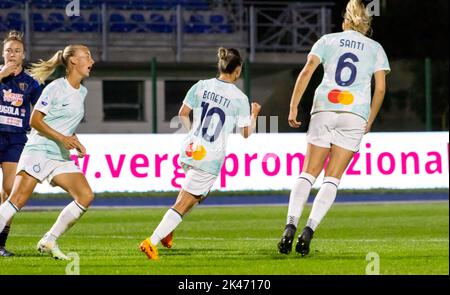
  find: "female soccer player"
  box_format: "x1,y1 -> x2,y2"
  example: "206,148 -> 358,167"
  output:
278,0 -> 390,256
0,31 -> 42,257
140,47 -> 261,260
0,44 -> 95,260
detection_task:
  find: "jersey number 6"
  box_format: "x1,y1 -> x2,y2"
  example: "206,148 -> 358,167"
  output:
335,52 -> 359,87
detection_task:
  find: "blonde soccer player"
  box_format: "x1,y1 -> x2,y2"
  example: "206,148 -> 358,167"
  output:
0,31 -> 42,257
0,44 -> 95,260
139,47 -> 261,260
278,0 -> 390,256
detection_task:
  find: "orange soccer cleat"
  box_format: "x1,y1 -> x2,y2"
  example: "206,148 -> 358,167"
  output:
160,231 -> 173,249
139,238 -> 159,260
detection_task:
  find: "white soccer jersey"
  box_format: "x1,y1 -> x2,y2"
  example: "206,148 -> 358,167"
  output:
309,29 -> 390,121
22,78 -> 87,161
179,78 -> 251,176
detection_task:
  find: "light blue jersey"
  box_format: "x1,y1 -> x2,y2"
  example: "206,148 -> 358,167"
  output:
309,30 -> 390,121
179,78 -> 251,175
22,78 -> 87,161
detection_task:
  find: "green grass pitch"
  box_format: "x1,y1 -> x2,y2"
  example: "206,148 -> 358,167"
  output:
0,202 -> 448,274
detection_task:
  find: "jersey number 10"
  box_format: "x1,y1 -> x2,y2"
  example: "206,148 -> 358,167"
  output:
194,102 -> 226,143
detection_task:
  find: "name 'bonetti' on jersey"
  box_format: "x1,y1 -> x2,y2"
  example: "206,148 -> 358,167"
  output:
340,38 -> 365,51
202,90 -> 231,108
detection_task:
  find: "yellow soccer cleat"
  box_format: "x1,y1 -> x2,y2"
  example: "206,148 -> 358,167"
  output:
139,238 -> 159,260
160,231 -> 173,249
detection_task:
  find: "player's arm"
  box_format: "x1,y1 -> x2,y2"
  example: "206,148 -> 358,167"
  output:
178,103 -> 192,131
241,102 -> 261,138
30,110 -> 82,151
366,70 -> 386,133
288,54 -> 321,128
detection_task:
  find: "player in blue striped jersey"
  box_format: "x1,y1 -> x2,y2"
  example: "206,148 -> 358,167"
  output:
0,31 -> 42,257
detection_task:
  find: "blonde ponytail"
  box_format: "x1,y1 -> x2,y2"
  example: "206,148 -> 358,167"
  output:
29,50 -> 64,84
344,0 -> 372,36
29,44 -> 87,85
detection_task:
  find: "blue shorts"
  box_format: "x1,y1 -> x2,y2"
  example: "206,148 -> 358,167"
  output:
0,133 -> 27,163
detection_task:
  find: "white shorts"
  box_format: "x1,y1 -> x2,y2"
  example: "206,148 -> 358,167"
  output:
306,111 -> 367,152
17,154 -> 82,185
181,164 -> 217,198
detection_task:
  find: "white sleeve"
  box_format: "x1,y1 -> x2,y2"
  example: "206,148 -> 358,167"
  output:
34,84 -> 56,114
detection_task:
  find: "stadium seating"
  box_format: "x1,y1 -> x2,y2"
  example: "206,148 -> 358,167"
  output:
0,0 -> 231,34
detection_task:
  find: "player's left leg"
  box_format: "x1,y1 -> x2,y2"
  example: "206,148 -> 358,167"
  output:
37,172 -> 94,260
140,189 -> 199,260
296,144 -> 354,256
278,143 -> 330,254
0,162 -> 17,257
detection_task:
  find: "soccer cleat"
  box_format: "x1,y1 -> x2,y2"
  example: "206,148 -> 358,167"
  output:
36,239 -> 69,260
277,224 -> 296,254
161,231 -> 173,249
295,226 -> 314,257
0,246 -> 14,257
139,238 -> 159,260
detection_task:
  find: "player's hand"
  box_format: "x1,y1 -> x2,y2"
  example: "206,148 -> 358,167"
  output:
365,122 -> 372,134
0,61 -> 18,79
72,134 -> 86,158
288,108 -> 301,128
76,144 -> 86,158
59,134 -> 80,150
251,102 -> 261,116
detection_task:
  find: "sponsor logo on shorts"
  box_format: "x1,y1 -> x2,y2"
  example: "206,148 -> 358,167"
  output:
33,164 -> 41,173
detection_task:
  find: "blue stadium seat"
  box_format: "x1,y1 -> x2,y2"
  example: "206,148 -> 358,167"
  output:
184,14 -> 210,34
147,0 -> 171,10
0,16 -> 8,32
52,0 -> 67,9
48,12 -> 68,32
6,12 -> 23,31
179,0 -> 209,11
110,13 -> 137,32
130,13 -> 147,32
147,13 -> 172,33
0,1 -> 14,9
31,0 -> 51,9
110,0 -> 130,10
32,13 -> 51,32
209,14 -> 233,34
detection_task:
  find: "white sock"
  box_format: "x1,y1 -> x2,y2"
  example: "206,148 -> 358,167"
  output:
45,201 -> 86,242
286,173 -> 316,228
307,176 -> 340,231
150,208 -> 182,246
0,201 -> 19,233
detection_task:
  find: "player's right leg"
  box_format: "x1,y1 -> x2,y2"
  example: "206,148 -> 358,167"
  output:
140,189 -> 197,260
278,143 -> 329,254
140,167 -> 216,260
0,171 -> 38,232
37,171 -> 94,260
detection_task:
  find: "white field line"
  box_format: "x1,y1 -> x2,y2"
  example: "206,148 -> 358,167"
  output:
10,234 -> 449,243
